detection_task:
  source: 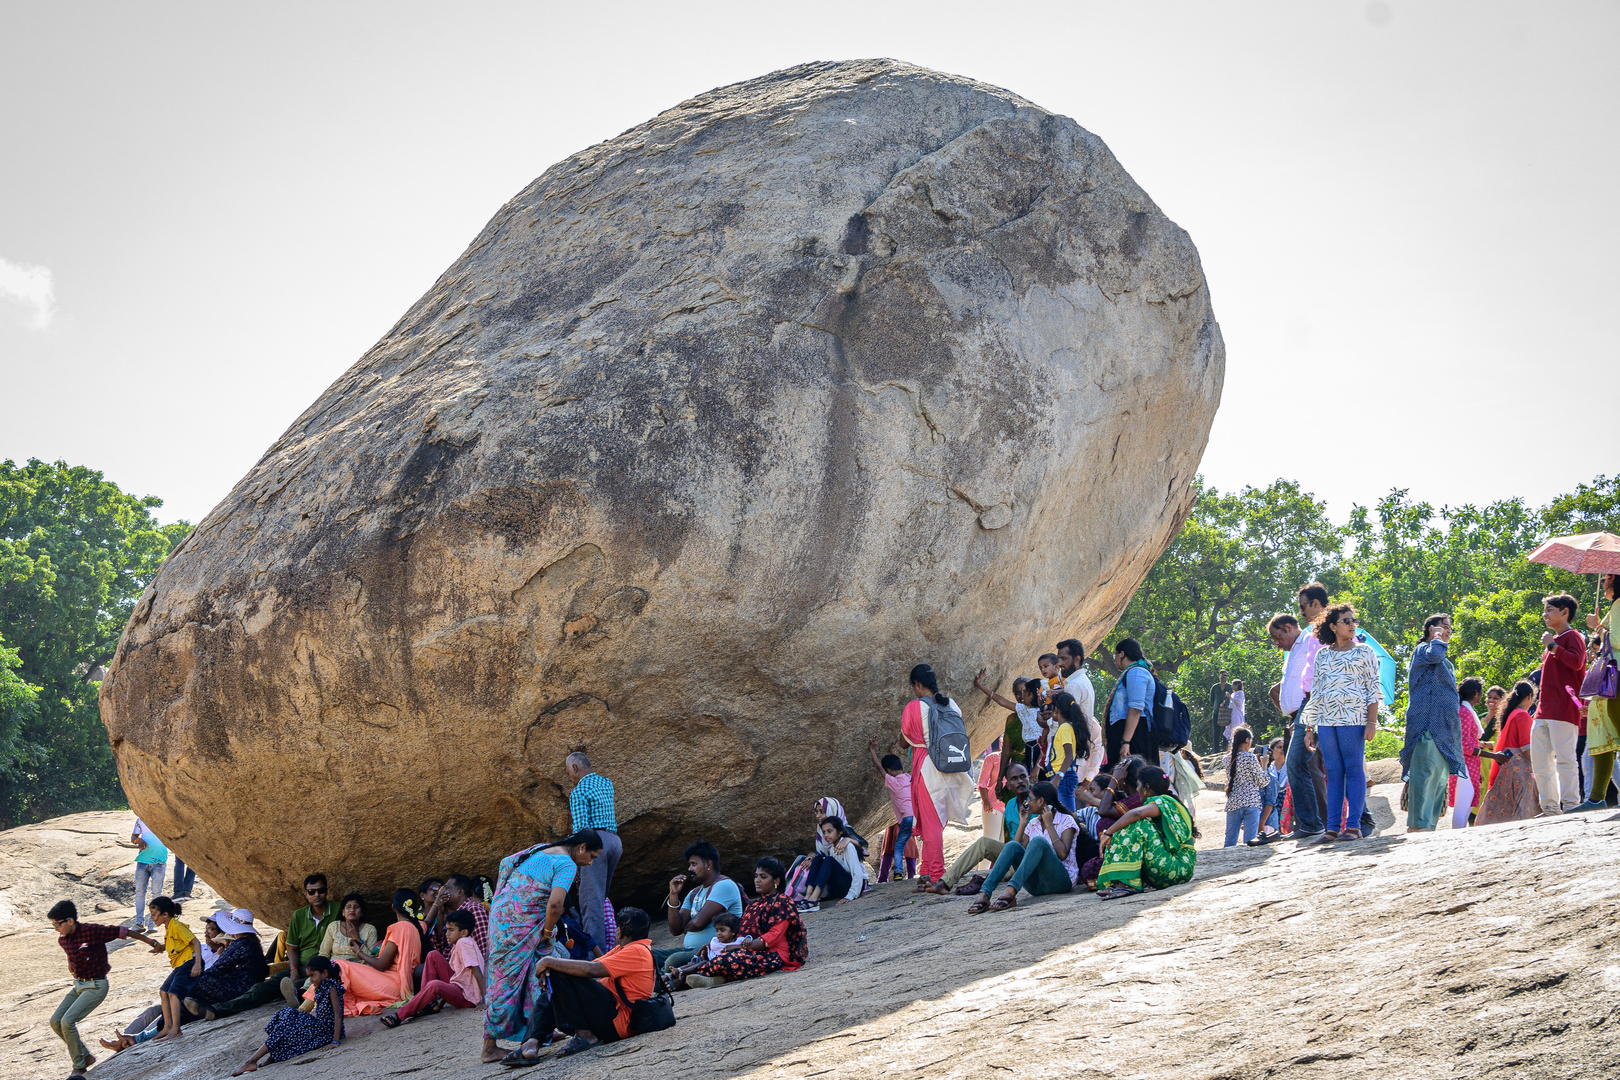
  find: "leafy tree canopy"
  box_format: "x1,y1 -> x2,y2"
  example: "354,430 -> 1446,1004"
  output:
0,459 -> 190,828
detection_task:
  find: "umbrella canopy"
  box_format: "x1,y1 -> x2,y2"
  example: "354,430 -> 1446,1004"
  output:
1526,531 -> 1620,576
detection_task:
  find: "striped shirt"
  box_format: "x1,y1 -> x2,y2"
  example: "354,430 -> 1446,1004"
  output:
569,772 -> 617,832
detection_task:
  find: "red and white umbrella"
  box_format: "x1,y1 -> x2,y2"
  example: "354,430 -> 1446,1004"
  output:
1527,531 -> 1620,612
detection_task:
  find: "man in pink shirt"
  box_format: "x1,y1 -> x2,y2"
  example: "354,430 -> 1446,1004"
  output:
1530,593 -> 1588,814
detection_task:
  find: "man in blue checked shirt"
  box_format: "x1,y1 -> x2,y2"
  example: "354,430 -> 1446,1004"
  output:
566,751 -> 619,957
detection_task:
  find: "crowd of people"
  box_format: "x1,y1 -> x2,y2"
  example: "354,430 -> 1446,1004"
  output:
43,574 -> 1616,1078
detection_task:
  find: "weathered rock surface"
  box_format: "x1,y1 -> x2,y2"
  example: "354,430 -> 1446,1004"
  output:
19,806 -> 1616,1080
99,58 -> 1223,923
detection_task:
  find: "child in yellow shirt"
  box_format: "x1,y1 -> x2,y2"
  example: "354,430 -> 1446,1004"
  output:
147,896 -> 203,1041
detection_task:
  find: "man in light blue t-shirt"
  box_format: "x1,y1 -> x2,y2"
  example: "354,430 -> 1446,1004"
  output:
130,820 -> 169,931
660,841 -> 743,971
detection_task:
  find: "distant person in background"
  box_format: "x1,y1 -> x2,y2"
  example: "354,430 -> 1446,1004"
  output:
976,738 -> 1004,840
1450,679 -> 1486,828
171,852 -> 196,901
1208,670 -> 1231,745
129,820 -> 168,932
1530,593 -> 1587,815
1402,614 -> 1464,832
1226,680 -> 1246,743
1575,573 -> 1619,812
1476,681 -> 1540,825
566,750 -> 621,956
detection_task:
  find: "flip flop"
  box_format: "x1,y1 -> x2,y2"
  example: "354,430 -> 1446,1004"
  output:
1337,829 -> 1362,841
1096,885 -> 1139,900
380,1014 -> 403,1029
556,1035 -> 596,1058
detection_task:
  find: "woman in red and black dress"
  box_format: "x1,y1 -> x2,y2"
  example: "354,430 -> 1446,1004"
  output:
686,858 -> 806,986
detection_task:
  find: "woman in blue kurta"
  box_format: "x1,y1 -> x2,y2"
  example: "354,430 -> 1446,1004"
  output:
479,830 -> 603,1063
1402,614 -> 1464,831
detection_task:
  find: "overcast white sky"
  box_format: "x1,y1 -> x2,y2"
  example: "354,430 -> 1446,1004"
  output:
2,1 -> 1616,527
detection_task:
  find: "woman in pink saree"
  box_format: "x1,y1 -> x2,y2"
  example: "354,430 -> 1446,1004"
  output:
900,664 -> 974,891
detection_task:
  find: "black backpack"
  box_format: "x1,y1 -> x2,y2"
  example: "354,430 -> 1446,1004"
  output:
1149,677 -> 1192,750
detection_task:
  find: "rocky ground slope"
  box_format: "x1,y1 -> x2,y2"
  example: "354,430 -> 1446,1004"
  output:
5,787 -> 1614,1080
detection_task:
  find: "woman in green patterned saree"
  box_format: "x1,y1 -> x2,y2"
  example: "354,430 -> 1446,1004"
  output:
1095,766 -> 1198,900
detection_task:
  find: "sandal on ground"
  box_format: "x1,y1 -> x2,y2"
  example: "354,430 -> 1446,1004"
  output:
423,1000 -> 445,1016
955,873 -> 987,896
500,1046 -> 544,1068
1310,831 -> 1340,844
966,893 -> 991,915
1096,885 -> 1139,900
556,1035 -> 596,1058
1337,829 -> 1362,841
987,887 -> 1017,912
379,1014 -> 403,1029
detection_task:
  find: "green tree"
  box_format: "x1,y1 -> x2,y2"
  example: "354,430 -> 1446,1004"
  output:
1103,478 -> 1343,751
0,459 -> 190,828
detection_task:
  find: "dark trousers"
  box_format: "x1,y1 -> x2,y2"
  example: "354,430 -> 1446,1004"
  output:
171,856 -> 196,897
524,971 -> 621,1045
209,976 -> 284,1017
578,829 -> 621,954
1106,718 -> 1158,771
807,854 -> 852,900
1285,712 -> 1324,834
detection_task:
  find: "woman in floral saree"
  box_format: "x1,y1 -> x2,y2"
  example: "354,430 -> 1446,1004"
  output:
683,857 -> 807,988
1095,766 -> 1197,900
479,829 -> 603,1063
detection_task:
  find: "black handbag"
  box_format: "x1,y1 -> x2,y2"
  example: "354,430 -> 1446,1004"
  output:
613,963 -> 676,1034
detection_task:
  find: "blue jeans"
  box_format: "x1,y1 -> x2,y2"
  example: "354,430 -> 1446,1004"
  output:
1224,806 -> 1261,846
1285,717 -> 1323,834
1317,724 -> 1367,833
894,815 -> 914,862
979,837 -> 1072,897
172,855 -> 196,897
1056,767 -> 1079,813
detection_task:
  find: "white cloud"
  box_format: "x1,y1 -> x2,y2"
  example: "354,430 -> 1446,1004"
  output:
0,257 -> 56,329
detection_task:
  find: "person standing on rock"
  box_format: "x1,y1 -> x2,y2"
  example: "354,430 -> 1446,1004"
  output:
1208,670 -> 1231,746
1530,593 -> 1588,815
1575,573 -> 1620,812
128,819 -> 168,932
1401,615 -> 1465,831
901,664 -> 975,892
565,749 -> 621,956
1105,640 -> 1158,768
1302,604 -> 1382,843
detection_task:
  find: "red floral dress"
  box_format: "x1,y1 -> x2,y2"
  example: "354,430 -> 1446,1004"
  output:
693,893 -> 807,982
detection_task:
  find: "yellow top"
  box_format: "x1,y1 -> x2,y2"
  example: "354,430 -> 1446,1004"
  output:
164,918 -> 197,968
1047,721 -> 1076,772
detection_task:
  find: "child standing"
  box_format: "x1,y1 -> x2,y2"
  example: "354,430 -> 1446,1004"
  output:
148,896 -> 203,1040
1222,728 -> 1267,846
869,739 -> 915,881
48,899 -> 160,1078
384,909 -> 485,1025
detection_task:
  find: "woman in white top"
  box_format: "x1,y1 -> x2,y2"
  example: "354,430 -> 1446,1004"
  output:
798,816 -> 867,912
1303,604 -> 1383,842
1226,681 -> 1246,743
969,781 -> 1079,913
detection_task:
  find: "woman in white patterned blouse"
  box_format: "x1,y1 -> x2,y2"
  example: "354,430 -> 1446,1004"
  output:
1303,604 -> 1383,843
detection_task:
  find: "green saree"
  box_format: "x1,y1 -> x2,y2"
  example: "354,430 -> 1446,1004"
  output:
1096,794 -> 1197,892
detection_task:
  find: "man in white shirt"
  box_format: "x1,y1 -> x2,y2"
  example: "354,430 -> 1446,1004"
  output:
1269,614 -> 1324,838
1057,639 -> 1104,782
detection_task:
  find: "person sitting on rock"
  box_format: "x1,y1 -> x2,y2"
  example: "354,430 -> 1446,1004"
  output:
233,956 -> 344,1075
206,872 -> 338,1019
661,841 -> 745,973
182,909 -> 268,1021
317,893 -> 377,962
425,874 -> 491,966
1081,756 -> 1148,888
798,816 -> 868,913
670,913 -> 745,987
1095,766 -> 1199,900
681,857 -> 807,989
968,781 -> 1080,913
930,762 -> 1032,896
503,906 -> 659,1063
382,908 -> 485,1027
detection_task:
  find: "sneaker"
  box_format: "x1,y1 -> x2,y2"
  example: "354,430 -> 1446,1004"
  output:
1571,799 -> 1608,813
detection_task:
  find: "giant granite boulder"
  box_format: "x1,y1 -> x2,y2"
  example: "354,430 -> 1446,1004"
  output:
100,59 -> 1223,924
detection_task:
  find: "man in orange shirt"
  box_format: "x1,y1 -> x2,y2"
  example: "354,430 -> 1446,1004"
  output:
502,907 -> 657,1064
